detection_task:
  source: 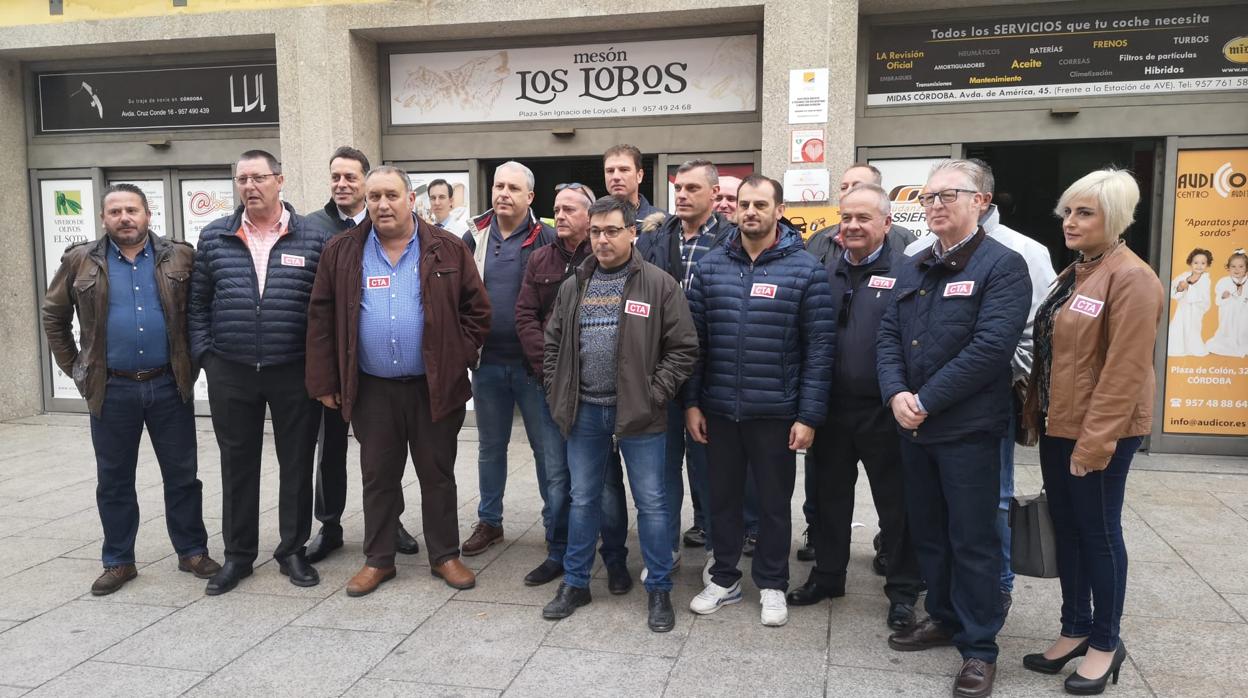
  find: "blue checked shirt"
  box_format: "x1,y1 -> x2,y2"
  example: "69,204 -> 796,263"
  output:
357,227 -> 425,377
105,238 -> 169,371
679,216 -> 720,290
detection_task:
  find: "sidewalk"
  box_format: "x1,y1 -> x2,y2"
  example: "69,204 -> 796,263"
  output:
0,413 -> 1245,697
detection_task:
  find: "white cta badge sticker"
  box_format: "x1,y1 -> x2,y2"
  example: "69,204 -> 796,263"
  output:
366,276 -> 391,289
1070,294 -> 1105,318
750,283 -> 778,298
281,254 -> 306,267
943,280 -> 975,297
867,275 -> 896,290
624,300 -> 651,318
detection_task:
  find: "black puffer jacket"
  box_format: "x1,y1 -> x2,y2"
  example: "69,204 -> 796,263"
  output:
189,202 -> 334,368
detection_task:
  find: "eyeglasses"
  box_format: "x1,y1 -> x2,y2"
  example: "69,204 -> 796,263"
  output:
916,188 -> 976,207
556,182 -> 595,204
234,173 -> 277,186
588,226 -> 627,239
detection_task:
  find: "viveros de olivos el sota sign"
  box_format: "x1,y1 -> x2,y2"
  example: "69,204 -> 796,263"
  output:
37,63 -> 278,132
389,35 -> 758,125
866,5 -> 1248,105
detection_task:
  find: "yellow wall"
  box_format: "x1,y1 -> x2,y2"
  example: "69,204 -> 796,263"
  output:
0,0 -> 384,27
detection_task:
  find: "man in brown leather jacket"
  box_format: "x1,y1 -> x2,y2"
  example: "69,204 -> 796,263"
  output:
42,183 -> 220,596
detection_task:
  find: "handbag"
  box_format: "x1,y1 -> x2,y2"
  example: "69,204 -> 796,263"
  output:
1009,489 -> 1059,578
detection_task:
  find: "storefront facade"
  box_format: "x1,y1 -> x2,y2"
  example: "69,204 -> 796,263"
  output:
1,0 -> 1243,455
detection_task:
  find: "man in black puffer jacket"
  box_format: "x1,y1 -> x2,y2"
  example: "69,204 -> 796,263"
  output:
684,174 -> 834,627
189,149 -> 335,596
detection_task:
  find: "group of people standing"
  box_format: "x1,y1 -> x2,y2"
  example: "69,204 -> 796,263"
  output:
42,141 -> 1167,697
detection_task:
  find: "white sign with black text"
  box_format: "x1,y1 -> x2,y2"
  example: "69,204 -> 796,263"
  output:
40,179 -> 97,400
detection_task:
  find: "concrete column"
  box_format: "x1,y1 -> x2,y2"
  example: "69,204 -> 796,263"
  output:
0,59 -> 42,420
274,9 -> 381,214
760,0 -> 858,181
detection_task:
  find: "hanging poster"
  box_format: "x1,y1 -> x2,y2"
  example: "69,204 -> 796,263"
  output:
1161,149 -> 1248,436
107,179 -> 167,237
40,179 -> 97,400
410,172 -> 472,236
181,178 -> 235,401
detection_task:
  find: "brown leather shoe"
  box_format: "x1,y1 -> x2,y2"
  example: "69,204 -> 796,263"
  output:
178,553 -> 223,579
91,564 -> 137,596
953,658 -> 996,697
431,557 -> 476,589
461,522 -> 503,556
887,616 -> 956,651
346,565 -> 397,597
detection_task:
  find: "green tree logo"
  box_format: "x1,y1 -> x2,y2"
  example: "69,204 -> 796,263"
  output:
54,190 -> 82,216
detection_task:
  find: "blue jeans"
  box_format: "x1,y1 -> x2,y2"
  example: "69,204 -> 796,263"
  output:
90,374 -> 208,566
564,402 -> 671,592
901,436 -> 1004,662
998,412 -> 1016,593
1040,433 -> 1140,652
472,362 -> 547,527
538,397 -> 628,565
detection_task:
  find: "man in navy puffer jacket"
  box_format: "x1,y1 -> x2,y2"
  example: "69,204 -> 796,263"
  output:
684,174 -> 834,627
189,150 -> 335,596
876,160 -> 1031,698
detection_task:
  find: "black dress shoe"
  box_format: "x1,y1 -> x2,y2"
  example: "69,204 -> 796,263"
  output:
647,590 -> 675,632
205,561 -> 253,596
606,564 -> 632,595
395,524 -> 420,555
887,601 -> 916,631
1023,637 -> 1089,674
1064,643 -> 1127,695
524,559 -> 563,587
872,551 -> 888,576
742,533 -> 758,557
305,526 -> 344,563
542,582 -> 591,619
887,616 -> 955,651
785,578 -> 844,606
796,526 -> 815,562
682,526 -> 706,548
276,553 -> 320,587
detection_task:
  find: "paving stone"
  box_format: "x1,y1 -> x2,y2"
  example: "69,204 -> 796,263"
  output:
823,594 -> 961,675
1120,615 -> 1248,683
1143,672 -> 1245,697
542,580 -> 697,657
1172,543 -> 1248,594
292,566 -> 456,634
343,679 -> 499,698
185,626 -> 403,697
665,648 -> 825,697
0,557 -> 105,621
23,661 -> 206,697
96,592 -> 317,672
0,685 -> 28,697
505,646 -> 673,697
0,517 -> 54,538
0,620 -> 17,633
80,557 -> 215,609
0,482 -> 97,521
1119,507 -> 1183,563
1222,593 -> 1248,622
1124,559 -> 1238,622
0,600 -> 170,688
368,600 -> 551,690
0,537 -> 90,578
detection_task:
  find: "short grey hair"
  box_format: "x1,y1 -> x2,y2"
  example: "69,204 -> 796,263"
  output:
928,159 -> 986,193
496,161 -> 535,191
365,165 -> 412,193
841,183 -> 891,216
676,159 -> 719,186
1054,168 -> 1140,240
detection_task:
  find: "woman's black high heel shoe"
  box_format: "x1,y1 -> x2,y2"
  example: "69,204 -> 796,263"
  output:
1064,643 -> 1128,695
1023,637 -> 1089,674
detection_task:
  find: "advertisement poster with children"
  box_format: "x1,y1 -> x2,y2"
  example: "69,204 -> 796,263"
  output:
1162,149 -> 1248,436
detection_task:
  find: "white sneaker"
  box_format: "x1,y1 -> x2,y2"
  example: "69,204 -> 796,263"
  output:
760,589 -> 788,627
689,581 -> 743,614
641,550 -> 680,583
702,556 -> 714,587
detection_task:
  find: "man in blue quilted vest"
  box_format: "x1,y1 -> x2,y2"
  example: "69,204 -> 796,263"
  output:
684,174 -> 834,628
876,159 -> 1032,698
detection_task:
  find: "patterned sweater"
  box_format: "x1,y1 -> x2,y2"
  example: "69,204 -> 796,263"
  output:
578,264 -> 628,405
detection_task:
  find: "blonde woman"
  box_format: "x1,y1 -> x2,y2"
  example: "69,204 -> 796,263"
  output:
1021,169 -> 1164,695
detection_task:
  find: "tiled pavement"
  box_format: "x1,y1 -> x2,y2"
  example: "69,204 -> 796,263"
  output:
1,413 -> 1246,697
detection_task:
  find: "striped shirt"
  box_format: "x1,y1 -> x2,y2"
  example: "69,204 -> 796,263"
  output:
680,216 -> 719,290
237,207 -> 291,296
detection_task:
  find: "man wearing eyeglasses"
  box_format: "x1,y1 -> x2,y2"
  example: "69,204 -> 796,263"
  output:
189,149 -> 336,595
513,183 -> 631,591
541,196 -> 697,632
460,161 -> 555,557
877,160 -> 1031,698
785,183 -> 921,633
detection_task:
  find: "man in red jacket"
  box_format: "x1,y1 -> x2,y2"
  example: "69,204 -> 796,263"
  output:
306,166 -> 491,596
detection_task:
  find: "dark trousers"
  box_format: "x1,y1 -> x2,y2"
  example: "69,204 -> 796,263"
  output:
353,373 -> 465,568
1040,433 -> 1141,652
809,415 -> 921,604
705,415 -> 796,591
900,435 -> 1004,662
90,373 -> 208,566
205,356 -> 319,565
312,405 -> 351,534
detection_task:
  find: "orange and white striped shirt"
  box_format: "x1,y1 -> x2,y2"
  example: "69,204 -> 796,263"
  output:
237,208 -> 291,296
